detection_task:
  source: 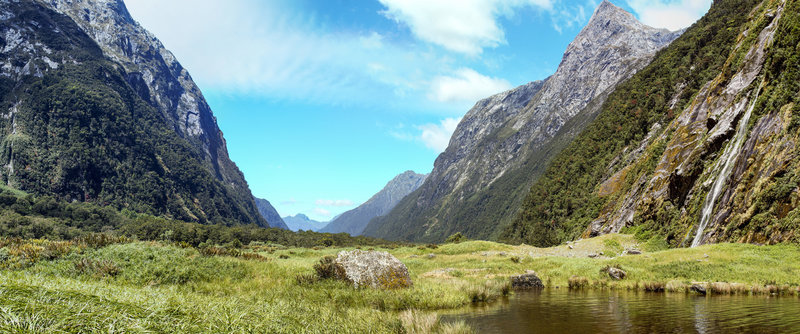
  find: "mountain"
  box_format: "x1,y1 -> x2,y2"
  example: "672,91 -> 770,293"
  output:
502,0 -> 795,247
320,171 -> 427,235
254,197 -> 289,229
283,214 -> 327,232
364,1 -> 681,242
0,0 -> 265,225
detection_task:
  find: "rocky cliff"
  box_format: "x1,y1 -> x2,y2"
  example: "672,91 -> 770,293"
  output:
0,0 -> 265,225
504,0 -> 796,247
321,171 -> 426,235
365,1 -> 681,242
254,197 -> 289,229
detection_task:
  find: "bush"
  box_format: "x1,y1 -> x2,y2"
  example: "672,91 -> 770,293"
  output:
313,255 -> 340,280
445,233 -> 466,244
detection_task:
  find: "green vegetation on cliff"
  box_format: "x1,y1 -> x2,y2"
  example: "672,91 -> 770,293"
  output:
0,1 -> 264,226
501,0 -> 763,246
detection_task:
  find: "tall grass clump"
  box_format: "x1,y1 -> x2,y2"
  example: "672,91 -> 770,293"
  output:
464,280 -> 511,303
399,310 -> 473,334
568,276 -> 589,290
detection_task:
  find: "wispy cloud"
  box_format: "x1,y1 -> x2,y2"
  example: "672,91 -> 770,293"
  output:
430,68 -> 512,103
312,208 -> 331,217
418,117 -> 462,153
379,0 -> 553,55
315,199 -> 355,207
626,0 -> 711,31
280,198 -> 298,205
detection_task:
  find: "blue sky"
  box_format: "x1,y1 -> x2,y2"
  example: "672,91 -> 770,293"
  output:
125,0 -> 711,222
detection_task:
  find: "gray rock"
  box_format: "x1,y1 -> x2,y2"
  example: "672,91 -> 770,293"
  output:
588,253 -> 598,258
426,253 -> 436,259
627,249 -> 642,255
604,267 -> 627,280
334,250 -> 412,289
691,284 -> 707,295
511,270 -> 544,289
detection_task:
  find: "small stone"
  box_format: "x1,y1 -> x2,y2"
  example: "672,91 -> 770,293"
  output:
588,253 -> 598,258
426,253 -> 436,259
703,254 -> 709,258
567,245 -> 574,249
511,271 -> 544,289
599,251 -> 604,255
498,252 -> 507,256
627,249 -> 642,255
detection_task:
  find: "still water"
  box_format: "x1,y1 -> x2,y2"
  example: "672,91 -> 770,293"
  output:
443,289 -> 800,333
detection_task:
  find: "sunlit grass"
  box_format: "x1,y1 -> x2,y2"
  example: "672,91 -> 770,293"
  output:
0,234 -> 798,332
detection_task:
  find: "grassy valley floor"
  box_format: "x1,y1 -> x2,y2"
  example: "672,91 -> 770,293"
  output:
0,234 -> 799,333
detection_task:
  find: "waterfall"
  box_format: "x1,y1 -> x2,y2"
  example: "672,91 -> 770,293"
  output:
691,87 -> 760,247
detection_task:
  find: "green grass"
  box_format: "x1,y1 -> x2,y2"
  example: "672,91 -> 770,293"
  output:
0,234 -> 798,332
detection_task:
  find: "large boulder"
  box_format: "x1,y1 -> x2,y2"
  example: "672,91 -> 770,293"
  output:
511,270 -> 544,289
334,250 -> 412,289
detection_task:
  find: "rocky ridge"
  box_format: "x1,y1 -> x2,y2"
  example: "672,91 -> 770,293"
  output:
283,214 -> 327,232
320,171 -> 427,235
366,1 -> 681,242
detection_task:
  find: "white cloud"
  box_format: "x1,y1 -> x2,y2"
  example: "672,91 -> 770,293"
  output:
430,68 -> 512,103
418,117 -> 462,152
123,0 -> 446,107
626,0 -> 711,31
280,198 -> 297,205
315,199 -> 355,207
312,208 -> 331,217
379,0 -> 552,55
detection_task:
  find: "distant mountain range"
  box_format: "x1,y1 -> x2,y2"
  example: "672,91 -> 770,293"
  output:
283,214 -> 328,232
254,198 -> 289,229
320,171 -> 426,235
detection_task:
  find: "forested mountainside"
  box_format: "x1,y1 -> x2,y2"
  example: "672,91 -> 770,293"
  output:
321,171 -> 426,235
365,1 -> 681,242
254,197 -> 288,230
0,0 -> 266,226
503,0 -> 799,247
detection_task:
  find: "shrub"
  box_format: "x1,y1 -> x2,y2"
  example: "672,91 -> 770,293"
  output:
73,258 -> 120,278
642,281 -> 665,292
313,255 -> 340,280
445,233 -> 466,244
279,254 -> 289,259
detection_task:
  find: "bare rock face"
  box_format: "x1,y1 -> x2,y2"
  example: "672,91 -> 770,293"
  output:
334,250 -> 412,289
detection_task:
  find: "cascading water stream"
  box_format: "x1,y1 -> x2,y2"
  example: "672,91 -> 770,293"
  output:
691,87 -> 761,247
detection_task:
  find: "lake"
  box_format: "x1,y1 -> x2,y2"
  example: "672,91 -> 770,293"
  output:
443,289 -> 800,333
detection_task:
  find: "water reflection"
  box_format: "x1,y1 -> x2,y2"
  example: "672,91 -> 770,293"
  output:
443,289 -> 800,333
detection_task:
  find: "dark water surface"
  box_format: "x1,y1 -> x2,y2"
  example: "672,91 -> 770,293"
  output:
443,289 -> 800,333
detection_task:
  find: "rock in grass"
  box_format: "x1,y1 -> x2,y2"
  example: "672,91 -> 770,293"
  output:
691,284 -> 707,295
334,250 -> 412,289
603,266 -> 627,280
626,249 -> 642,255
511,270 -> 544,289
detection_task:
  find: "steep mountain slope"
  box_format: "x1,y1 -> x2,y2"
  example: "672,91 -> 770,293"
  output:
283,214 -> 327,232
0,0 -> 265,225
365,1 -> 681,242
320,171 -> 426,235
503,0 -> 795,247
254,197 -> 289,229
